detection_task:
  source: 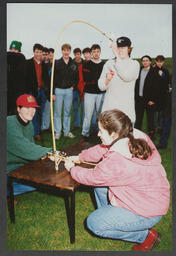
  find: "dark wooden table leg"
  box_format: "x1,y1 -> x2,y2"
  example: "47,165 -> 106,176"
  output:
70,191 -> 75,244
64,191 -> 75,244
7,176 -> 15,223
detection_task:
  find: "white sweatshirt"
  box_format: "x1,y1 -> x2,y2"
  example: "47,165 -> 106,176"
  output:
98,57 -> 140,123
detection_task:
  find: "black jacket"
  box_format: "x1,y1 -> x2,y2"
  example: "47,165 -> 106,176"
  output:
135,66 -> 155,105
151,66 -> 170,111
25,58 -> 50,99
7,51 -> 26,115
53,57 -> 78,90
7,51 -> 26,95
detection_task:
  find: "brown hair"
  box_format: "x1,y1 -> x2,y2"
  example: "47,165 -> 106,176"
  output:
83,47 -> 91,54
61,44 -> 71,51
155,55 -> 165,62
91,44 -> 101,51
73,48 -> 81,54
98,109 -> 152,160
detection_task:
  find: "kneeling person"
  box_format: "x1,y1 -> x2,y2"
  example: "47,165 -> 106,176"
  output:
65,109 -> 170,251
7,94 -> 52,196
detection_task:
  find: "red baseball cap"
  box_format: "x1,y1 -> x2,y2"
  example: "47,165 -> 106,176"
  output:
16,94 -> 40,108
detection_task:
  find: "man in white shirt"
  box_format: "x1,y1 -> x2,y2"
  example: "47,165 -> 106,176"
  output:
98,37 -> 140,124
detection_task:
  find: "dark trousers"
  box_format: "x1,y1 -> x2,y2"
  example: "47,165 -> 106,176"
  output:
135,96 -> 155,133
32,88 -> 46,136
159,117 -> 172,147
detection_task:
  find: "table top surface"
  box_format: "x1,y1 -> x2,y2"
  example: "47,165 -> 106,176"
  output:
8,141 -> 93,191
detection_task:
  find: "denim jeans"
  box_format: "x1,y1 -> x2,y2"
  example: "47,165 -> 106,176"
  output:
32,88 -> 47,136
87,187 -> 162,243
91,109 -> 98,133
82,93 -> 104,137
159,117 -> 172,147
54,88 -> 73,135
41,99 -> 50,130
73,90 -> 84,127
7,169 -> 35,196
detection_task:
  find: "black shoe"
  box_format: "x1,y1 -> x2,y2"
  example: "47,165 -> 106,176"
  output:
156,144 -> 167,149
41,128 -> 51,133
72,126 -> 80,131
34,135 -> 42,141
80,136 -> 89,142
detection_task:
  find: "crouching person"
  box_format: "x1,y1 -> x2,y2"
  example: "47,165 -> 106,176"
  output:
7,94 -> 53,197
64,109 -> 170,251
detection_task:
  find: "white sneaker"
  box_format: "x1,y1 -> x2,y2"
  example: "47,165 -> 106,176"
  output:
64,132 -> 75,139
55,134 -> 61,140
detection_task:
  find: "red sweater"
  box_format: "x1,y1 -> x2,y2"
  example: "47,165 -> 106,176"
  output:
33,58 -> 44,87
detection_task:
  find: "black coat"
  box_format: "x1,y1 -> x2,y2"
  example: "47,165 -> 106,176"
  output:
135,66 -> 156,105
7,51 -> 26,114
151,66 -> 170,111
25,58 -> 50,99
7,51 -> 26,95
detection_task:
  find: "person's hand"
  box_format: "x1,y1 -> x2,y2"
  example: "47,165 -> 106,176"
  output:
47,154 -> 55,161
148,101 -> 155,106
52,95 -> 56,102
110,40 -> 118,58
68,155 -> 80,163
64,157 -> 75,172
106,70 -> 114,83
158,70 -> 163,76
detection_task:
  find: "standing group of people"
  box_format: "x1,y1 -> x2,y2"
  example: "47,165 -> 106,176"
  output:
7,41 -> 55,140
7,38 -> 171,149
7,36 -> 171,251
135,54 -> 171,149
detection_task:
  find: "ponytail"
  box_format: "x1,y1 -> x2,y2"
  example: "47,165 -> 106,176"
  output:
128,133 -> 152,160
99,109 -> 153,160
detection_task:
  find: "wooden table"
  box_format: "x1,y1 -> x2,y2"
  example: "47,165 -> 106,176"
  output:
7,141 -> 93,244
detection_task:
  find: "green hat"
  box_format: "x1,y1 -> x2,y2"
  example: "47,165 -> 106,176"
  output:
9,40 -> 22,52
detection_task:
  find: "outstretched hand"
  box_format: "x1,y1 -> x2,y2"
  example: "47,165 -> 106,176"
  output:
64,157 -> 76,172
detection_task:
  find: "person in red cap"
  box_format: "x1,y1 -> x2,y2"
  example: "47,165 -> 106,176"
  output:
7,94 -> 53,197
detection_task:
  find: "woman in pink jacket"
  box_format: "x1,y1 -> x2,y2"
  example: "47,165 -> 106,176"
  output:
65,109 -> 170,251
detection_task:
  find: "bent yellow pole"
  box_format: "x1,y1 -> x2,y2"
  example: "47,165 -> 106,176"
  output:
50,20 -> 113,170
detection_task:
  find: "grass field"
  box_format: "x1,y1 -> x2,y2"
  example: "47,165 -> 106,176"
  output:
6,58 -> 172,251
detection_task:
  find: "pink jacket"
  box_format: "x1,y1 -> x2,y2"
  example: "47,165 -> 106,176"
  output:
70,129 -> 170,217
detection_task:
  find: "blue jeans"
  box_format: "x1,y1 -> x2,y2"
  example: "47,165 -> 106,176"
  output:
7,168 -> 36,196
87,187 -> 162,243
73,90 -> 84,127
41,99 -> 50,130
54,88 -> 73,135
32,88 -> 47,136
159,117 -> 172,147
82,93 -> 104,137
91,109 -> 98,133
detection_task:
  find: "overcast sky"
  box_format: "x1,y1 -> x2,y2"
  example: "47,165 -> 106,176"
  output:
7,3 -> 172,59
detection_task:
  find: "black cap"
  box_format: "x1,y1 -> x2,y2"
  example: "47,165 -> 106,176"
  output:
116,37 -> 131,47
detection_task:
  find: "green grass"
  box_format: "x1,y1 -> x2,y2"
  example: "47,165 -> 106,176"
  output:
7,59 -> 172,251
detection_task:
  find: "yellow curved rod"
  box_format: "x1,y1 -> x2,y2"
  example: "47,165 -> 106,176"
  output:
50,20 -> 113,170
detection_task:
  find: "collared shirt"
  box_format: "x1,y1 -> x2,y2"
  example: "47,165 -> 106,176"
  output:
33,58 -> 44,87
